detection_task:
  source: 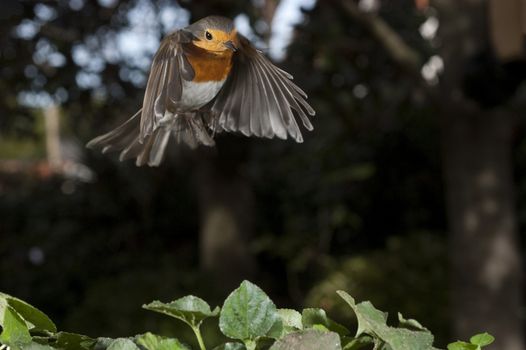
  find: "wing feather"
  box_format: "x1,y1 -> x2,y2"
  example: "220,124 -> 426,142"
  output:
255,54 -> 313,132
139,30 -> 194,141
248,61 -> 272,138
253,54 -> 287,139
210,34 -> 314,142
255,54 -> 300,140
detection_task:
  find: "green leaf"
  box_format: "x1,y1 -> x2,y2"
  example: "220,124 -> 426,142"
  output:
29,335 -> 50,345
94,337 -> 115,349
277,309 -> 302,330
0,293 -> 57,334
337,291 -> 435,350
136,332 -> 190,350
212,343 -> 246,350
398,313 -> 428,331
447,341 -> 479,350
0,304 -> 32,347
266,317 -> 284,339
386,327 -> 435,350
143,295 -> 219,328
336,292 -> 386,338
311,324 -> 330,332
269,330 -> 342,350
269,309 -> 303,337
94,338 -> 140,350
53,332 -> 96,350
23,342 -> 55,350
106,338 -> 141,350
301,308 -> 349,336
341,335 -> 374,350
219,280 -> 278,342
470,333 -> 495,347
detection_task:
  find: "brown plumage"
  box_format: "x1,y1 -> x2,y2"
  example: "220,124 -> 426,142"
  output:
87,15 -> 315,166
184,44 -> 233,82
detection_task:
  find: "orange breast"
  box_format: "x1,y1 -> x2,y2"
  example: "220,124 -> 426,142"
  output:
185,44 -> 234,83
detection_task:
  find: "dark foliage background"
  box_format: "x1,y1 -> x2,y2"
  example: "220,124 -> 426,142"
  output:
1,0 -> 524,349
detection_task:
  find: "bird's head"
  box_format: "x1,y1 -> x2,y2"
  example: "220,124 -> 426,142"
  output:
186,16 -> 239,54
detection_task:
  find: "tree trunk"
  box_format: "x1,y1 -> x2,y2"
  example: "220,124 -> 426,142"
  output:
44,104 -> 62,169
437,1 -> 525,348
442,109 -> 524,349
196,143 -> 256,291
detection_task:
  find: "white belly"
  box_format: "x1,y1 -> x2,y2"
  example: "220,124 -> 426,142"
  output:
180,79 -> 226,110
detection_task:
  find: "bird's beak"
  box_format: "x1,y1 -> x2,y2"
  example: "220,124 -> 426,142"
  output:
224,40 -> 237,52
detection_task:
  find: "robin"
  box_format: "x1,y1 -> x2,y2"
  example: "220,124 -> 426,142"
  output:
87,15 -> 315,166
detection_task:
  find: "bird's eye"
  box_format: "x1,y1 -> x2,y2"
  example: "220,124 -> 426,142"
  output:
205,31 -> 213,40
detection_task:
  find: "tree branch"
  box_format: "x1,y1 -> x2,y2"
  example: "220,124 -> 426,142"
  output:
340,0 -> 423,75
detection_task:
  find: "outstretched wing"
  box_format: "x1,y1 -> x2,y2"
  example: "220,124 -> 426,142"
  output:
139,30 -> 195,141
209,34 -> 315,142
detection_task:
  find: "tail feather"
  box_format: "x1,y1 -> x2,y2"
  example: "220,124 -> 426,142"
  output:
87,110 -> 142,154
135,132 -> 156,166
141,127 -> 171,166
175,115 -> 216,149
87,110 -> 215,167
119,137 -> 143,162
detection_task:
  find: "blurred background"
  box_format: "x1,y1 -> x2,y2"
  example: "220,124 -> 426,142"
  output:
1,0 -> 525,349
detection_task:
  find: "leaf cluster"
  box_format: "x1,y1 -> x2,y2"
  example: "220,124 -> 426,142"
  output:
0,281 -> 492,350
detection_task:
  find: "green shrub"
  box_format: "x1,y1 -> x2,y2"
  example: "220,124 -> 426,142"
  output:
0,281 -> 492,350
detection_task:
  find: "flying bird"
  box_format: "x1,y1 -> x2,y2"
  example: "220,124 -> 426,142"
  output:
87,16 -> 315,166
